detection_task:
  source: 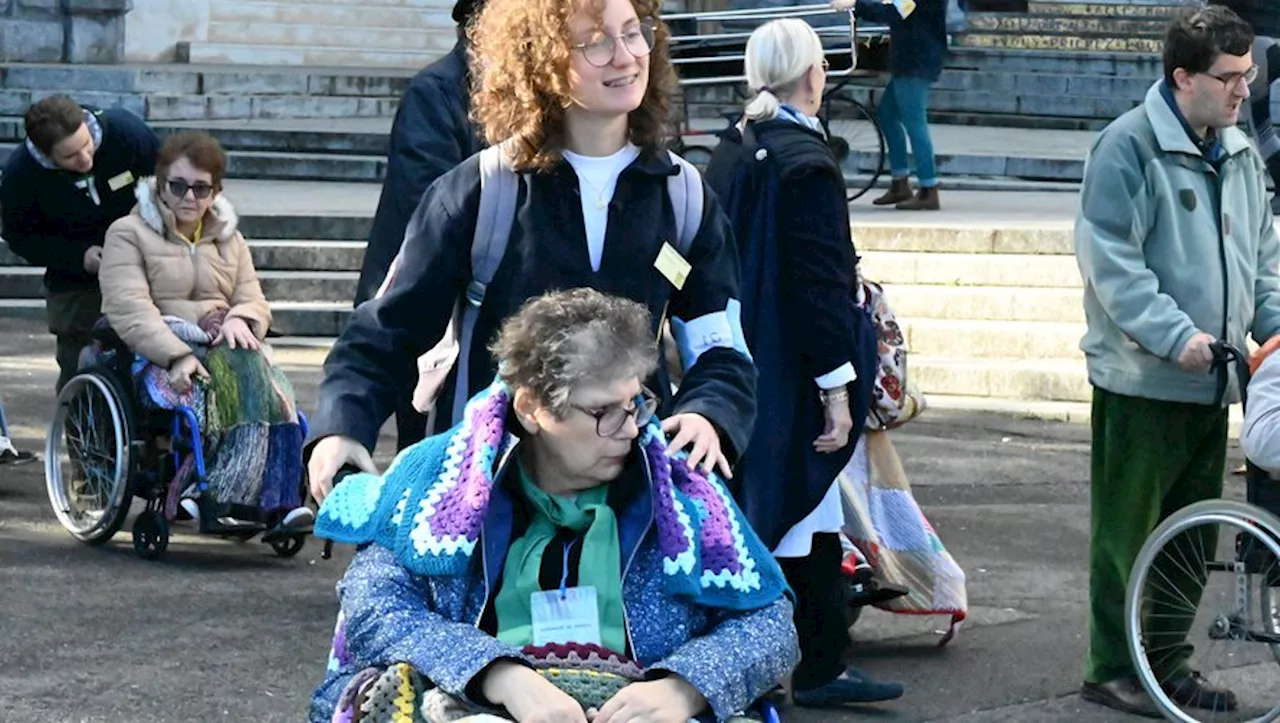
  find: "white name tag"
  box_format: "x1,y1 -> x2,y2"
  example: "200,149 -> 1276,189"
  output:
530,586 -> 601,646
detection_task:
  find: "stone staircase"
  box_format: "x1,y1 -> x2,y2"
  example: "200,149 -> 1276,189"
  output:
856,218 -> 1090,417
175,0 -> 457,68
956,0 -> 1190,54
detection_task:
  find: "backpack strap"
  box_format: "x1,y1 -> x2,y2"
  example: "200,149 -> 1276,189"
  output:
666,150 -> 704,257
451,142 -> 519,423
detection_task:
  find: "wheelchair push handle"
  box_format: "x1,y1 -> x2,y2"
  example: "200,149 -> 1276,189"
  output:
319,464 -> 365,561
1209,340 -> 1250,410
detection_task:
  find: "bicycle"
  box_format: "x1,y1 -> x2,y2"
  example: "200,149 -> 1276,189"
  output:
665,2 -> 888,202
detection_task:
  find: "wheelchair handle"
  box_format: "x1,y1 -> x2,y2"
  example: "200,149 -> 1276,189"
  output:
1210,340 -> 1250,410
319,465 -> 364,561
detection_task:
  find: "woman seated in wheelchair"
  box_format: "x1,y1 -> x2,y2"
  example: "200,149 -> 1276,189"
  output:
1242,337 -> 1280,479
97,130 -> 312,531
309,289 -> 798,723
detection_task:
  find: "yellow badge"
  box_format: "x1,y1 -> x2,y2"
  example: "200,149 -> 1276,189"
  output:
654,242 -> 692,291
107,171 -> 135,191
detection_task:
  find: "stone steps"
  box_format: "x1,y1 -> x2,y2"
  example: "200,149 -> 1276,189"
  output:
954,0 -> 1188,54
174,0 -> 457,67
0,142 -> 387,183
0,298 -> 353,336
966,13 -> 1170,37
212,0 -> 453,28
954,34 -> 1162,54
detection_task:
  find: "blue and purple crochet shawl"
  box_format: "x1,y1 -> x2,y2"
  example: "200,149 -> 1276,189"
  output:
315,380 -> 787,611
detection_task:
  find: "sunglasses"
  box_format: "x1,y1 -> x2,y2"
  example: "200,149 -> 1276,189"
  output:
166,179 -> 215,200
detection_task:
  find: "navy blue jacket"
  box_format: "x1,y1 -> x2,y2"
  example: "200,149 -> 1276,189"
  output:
704,119 -> 877,550
308,150 -> 758,462
1212,0 -> 1280,39
856,0 -> 949,82
1,107 -> 159,293
355,40 -> 485,306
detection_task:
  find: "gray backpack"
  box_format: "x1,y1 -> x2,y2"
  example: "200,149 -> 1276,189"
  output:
394,143 -> 706,425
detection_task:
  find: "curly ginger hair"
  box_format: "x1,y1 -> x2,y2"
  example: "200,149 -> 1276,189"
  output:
467,0 -> 678,171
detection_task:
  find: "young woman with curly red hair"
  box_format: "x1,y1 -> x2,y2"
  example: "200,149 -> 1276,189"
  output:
305,0 -> 756,517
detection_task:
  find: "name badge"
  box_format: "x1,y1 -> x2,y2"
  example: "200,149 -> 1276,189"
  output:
530,586 -> 601,646
107,171 -> 135,191
654,242 -> 691,291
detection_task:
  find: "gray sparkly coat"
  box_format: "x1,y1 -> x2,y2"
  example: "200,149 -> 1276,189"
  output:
308,459 -> 800,722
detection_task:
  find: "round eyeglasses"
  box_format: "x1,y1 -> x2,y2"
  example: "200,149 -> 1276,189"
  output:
570,386 -> 658,437
572,24 -> 656,68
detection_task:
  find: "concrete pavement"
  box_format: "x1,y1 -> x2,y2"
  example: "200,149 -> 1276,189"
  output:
0,315 -> 1261,722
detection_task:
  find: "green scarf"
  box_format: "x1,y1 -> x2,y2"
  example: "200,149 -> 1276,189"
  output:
494,466 -> 628,655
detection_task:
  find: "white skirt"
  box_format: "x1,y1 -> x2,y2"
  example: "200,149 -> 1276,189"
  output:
770,436 -> 867,559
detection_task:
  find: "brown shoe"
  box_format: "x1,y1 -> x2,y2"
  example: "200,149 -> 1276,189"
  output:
872,177 -> 912,206
1080,679 -> 1161,718
896,185 -> 940,211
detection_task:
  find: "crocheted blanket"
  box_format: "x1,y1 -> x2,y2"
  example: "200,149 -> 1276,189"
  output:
316,379 -> 787,611
129,311 -> 303,516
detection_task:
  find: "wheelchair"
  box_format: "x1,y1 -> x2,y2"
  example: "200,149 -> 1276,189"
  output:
1126,342 -> 1280,722
44,324 -> 313,561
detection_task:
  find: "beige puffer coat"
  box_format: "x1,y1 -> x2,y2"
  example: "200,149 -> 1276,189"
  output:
100,178 -> 271,367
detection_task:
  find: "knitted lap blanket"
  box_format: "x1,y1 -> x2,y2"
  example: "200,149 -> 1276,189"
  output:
316,379 -> 787,611
124,310 -> 303,516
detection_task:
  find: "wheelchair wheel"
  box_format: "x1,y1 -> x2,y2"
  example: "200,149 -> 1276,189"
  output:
1126,499 -> 1280,721
45,371 -> 135,545
270,534 -> 306,558
131,508 -> 169,560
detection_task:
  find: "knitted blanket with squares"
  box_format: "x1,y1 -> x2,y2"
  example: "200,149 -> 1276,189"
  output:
131,310 -> 303,517
840,430 -> 968,644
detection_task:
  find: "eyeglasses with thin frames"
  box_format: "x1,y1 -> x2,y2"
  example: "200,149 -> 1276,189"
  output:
569,386 -> 658,437
166,178 -> 215,200
572,24 -> 656,68
1203,64 -> 1258,90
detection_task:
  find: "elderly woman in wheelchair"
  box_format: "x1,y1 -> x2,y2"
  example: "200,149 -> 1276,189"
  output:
45,130 -> 312,560
309,289 -> 797,723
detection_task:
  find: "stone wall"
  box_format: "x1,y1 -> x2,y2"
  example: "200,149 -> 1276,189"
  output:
0,0 -> 133,63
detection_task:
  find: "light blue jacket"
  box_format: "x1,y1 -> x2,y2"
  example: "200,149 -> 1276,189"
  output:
1075,81 -> 1280,405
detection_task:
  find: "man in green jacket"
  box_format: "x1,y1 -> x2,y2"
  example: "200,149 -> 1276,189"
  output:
1075,6 -> 1280,717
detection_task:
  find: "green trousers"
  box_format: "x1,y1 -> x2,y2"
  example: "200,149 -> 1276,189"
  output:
1084,387 -> 1228,684
46,288 -> 103,394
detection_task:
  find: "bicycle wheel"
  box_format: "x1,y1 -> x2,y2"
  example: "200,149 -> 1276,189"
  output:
1126,499 -> 1280,722
821,92 -> 885,203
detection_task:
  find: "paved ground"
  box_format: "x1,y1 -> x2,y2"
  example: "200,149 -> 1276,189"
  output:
0,315 -> 1265,722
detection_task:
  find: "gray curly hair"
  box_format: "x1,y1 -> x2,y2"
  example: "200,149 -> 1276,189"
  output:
489,288 -> 659,416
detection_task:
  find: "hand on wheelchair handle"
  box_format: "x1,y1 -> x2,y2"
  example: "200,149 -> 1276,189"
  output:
307,435 -> 377,505
1177,332 -> 1217,374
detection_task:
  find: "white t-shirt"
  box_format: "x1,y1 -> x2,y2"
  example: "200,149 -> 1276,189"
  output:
562,143 -> 641,272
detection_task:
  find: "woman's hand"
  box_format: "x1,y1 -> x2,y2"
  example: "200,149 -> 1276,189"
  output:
307,435 -> 378,504
662,413 -> 732,479
481,661 -> 588,723
167,354 -> 209,394
814,388 -> 854,453
212,316 -> 261,351
589,677 -> 707,723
